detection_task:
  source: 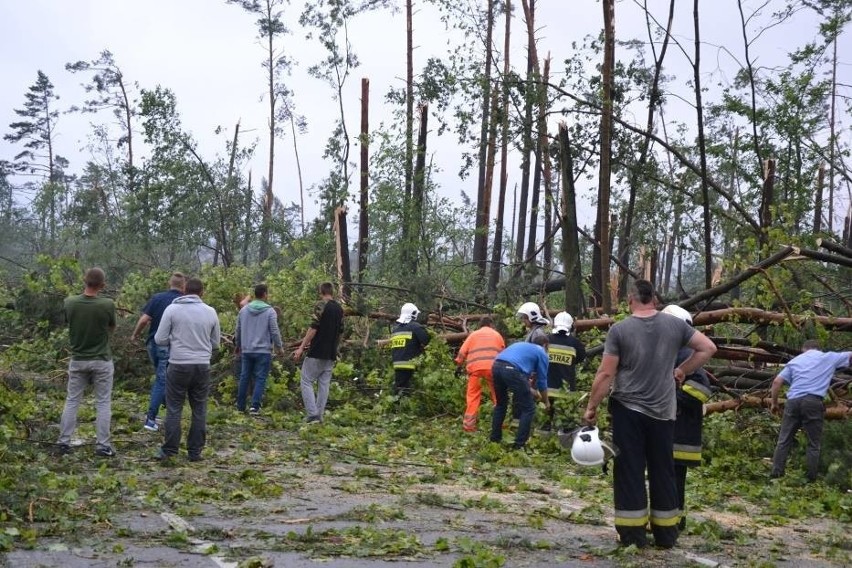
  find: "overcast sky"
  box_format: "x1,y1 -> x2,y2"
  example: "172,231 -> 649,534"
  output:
1,0 -> 849,231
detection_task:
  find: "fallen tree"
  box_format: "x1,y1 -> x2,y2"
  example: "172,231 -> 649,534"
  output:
704,396 -> 851,419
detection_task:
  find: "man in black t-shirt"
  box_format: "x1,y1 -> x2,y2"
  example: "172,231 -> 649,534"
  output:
294,282 -> 344,423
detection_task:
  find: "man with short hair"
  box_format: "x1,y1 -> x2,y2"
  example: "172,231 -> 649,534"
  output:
584,280 -> 716,549
57,267 -> 117,457
154,278 -> 220,462
131,272 -> 186,431
294,282 -> 344,423
455,316 -> 505,432
235,283 -> 284,414
770,340 -> 852,482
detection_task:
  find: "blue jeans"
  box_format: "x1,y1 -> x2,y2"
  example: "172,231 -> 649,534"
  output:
162,363 -> 210,458
237,352 -> 272,410
146,340 -> 170,420
490,361 -> 536,448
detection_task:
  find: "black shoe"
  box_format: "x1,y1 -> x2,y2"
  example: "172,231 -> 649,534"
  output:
619,537 -> 648,549
56,443 -> 71,456
188,454 -> 203,462
94,445 -> 116,458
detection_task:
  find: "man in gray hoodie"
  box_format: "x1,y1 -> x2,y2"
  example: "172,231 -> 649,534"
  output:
235,283 -> 284,414
154,277 -> 220,461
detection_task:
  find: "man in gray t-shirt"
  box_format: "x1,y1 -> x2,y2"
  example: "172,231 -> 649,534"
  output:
584,280 -> 716,550
604,314 -> 694,421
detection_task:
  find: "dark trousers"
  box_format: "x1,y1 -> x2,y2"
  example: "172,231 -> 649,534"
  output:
771,395 -> 825,481
162,363 -> 210,459
611,398 -> 679,548
393,369 -> 414,396
490,361 -> 535,448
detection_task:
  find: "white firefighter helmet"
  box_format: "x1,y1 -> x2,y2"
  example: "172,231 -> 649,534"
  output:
517,301 -> 549,325
571,426 -> 606,466
397,302 -> 420,324
553,311 -> 575,334
661,304 -> 693,325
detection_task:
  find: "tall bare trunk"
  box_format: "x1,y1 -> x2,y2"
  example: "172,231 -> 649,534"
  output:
760,159 -> 776,249
259,0 -> 277,263
358,78 -> 370,283
488,0 -> 512,296
514,0 -> 536,268
473,0 -> 495,278
596,0 -> 615,312
402,0 -> 414,261
541,57 -> 553,275
411,103 -> 429,274
693,0 -> 712,287
815,163 -> 825,233
559,123 -> 583,315
829,30 -> 838,235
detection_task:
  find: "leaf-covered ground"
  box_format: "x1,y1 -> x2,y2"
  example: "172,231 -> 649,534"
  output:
1,381 -> 850,568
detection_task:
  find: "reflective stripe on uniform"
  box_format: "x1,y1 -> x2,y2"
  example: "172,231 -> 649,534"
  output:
389,331 -> 413,349
683,380 -> 711,403
548,344 -> 577,365
393,361 -> 416,370
673,443 -> 702,464
614,508 -> 649,527
466,346 -> 500,367
650,508 -> 681,527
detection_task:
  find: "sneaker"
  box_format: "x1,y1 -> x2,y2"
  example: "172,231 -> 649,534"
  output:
305,415 -> 321,424
95,445 -> 116,458
249,407 -> 260,415
56,443 -> 71,456
143,418 -> 159,432
153,448 -> 171,461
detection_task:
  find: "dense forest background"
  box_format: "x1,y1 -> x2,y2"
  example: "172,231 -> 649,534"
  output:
1,3 -> 851,563
0,0 -> 850,315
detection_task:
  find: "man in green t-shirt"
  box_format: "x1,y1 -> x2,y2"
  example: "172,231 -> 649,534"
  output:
57,267 -> 117,457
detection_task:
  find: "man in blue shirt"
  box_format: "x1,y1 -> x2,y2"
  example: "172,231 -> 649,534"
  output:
489,335 -> 550,450
131,272 -> 185,431
770,340 -> 852,482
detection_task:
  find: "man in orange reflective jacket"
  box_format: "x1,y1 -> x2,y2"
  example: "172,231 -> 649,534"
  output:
455,316 -> 505,432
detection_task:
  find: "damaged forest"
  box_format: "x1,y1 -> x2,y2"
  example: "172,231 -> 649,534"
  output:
1,0 -> 851,566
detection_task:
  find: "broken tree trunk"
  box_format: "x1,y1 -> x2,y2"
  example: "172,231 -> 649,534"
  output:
816,238 -> 852,259
678,246 -> 795,310
704,396 -> 850,419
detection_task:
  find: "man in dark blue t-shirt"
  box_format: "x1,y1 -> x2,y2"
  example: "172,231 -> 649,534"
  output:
131,272 -> 185,431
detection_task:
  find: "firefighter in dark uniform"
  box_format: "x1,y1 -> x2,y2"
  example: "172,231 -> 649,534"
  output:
584,280 -> 717,549
544,311 -> 586,431
662,305 -> 712,531
390,302 -> 430,396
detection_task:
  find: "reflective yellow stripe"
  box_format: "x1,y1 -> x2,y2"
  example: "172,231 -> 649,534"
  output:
393,362 -> 416,370
390,331 -> 413,349
650,508 -> 681,527
469,346 -> 500,356
614,509 -> 649,527
548,345 -> 576,365
673,449 -> 702,462
683,381 -> 711,402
